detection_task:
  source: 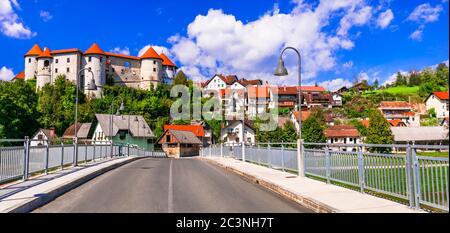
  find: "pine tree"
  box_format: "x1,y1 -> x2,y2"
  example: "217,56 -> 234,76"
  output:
366,110 -> 394,153
172,70 -> 189,86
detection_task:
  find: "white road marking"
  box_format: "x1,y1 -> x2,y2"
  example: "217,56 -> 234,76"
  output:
168,159 -> 174,213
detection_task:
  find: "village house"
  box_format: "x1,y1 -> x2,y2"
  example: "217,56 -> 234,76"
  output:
425,91 -> 449,119
91,114 -> 154,150
247,85 -> 271,117
303,92 -> 333,109
324,125 -> 362,152
290,111 -> 311,133
361,119 -> 407,128
157,129 -> 202,158
62,123 -> 93,142
332,92 -> 343,107
351,82 -> 370,93
30,128 -> 58,147
378,101 -> 420,127
220,121 -> 256,146
164,124 -> 212,146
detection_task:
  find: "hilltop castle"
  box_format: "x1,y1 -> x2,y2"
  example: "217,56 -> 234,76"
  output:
23,43 -> 178,97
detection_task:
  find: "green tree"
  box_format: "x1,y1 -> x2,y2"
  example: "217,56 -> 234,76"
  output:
365,110 -> 394,153
301,111 -> 326,148
172,70 -> 189,86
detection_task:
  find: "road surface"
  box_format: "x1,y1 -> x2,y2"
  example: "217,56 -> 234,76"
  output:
34,158 -> 311,213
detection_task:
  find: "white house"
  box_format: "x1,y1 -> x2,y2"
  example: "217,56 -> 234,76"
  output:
324,125 -> 362,152
31,128 -> 58,147
379,101 -> 420,127
425,92 -> 449,119
221,121 -> 256,145
332,92 -> 343,107
247,86 -> 270,117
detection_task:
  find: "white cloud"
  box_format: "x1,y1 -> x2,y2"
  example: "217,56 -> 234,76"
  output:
0,66 -> 14,81
409,27 -> 424,41
383,71 -> 408,86
0,0 -> 36,39
343,61 -> 353,68
407,3 -> 442,23
319,78 -> 353,91
110,47 -> 130,55
168,1 -> 377,85
376,9 -> 394,29
357,72 -> 370,82
138,44 -> 171,57
39,10 -> 53,22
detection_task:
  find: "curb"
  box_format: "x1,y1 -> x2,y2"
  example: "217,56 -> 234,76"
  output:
3,157 -> 143,213
200,157 -> 337,213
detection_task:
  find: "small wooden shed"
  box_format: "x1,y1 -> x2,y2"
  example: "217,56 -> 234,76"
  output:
157,129 -> 202,158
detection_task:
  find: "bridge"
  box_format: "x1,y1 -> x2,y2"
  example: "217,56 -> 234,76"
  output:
0,138 -> 448,213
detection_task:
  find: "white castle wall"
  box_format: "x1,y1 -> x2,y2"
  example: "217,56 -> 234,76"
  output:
82,55 -> 105,98
140,59 -> 162,90
51,53 -> 82,83
24,56 -> 38,80
107,56 -> 142,89
36,57 -> 53,89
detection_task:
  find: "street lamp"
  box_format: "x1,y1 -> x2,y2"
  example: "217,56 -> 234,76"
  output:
274,47 -> 304,176
74,67 -> 97,167
109,97 -> 125,158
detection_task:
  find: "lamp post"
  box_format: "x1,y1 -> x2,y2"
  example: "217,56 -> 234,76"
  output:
109,97 -> 125,158
74,67 -> 97,167
274,47 -> 304,177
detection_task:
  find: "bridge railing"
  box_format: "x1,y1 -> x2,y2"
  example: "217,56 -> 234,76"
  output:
0,138 -> 164,185
201,142 -> 449,213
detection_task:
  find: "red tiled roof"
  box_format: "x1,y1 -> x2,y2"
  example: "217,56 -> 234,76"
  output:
140,47 -> 162,60
14,71 -> 25,80
389,119 -> 407,127
433,92 -> 449,100
163,125 -> 205,137
38,47 -> 52,59
379,101 -> 411,108
52,48 -> 82,55
277,86 -> 326,95
248,86 -> 269,98
237,79 -> 263,86
325,125 -> 360,138
104,52 -> 140,60
299,86 -> 326,92
293,111 -> 311,122
25,44 -> 43,57
160,53 -> 177,67
84,43 -> 105,55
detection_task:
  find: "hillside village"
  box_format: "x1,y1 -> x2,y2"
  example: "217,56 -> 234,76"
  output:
1,45 -> 449,157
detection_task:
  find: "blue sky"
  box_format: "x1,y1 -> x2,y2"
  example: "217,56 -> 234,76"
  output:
0,0 -> 448,90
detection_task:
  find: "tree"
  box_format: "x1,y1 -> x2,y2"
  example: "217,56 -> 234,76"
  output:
394,72 -> 406,86
435,63 -> 449,88
301,110 -> 326,148
365,110 -> 394,153
372,79 -> 379,90
172,70 -> 189,86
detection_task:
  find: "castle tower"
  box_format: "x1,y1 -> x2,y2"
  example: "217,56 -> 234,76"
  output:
140,47 -> 163,90
24,44 -> 43,80
160,53 -> 178,84
83,43 -> 106,98
36,47 -> 53,89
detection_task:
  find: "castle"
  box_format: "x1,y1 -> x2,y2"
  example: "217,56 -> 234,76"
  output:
23,43 -> 178,97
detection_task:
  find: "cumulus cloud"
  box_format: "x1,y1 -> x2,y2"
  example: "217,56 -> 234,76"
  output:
138,44 -> 172,57
39,10 -> 53,22
376,9 -> 394,29
0,66 -> 14,81
168,1 -> 377,85
407,3 -> 443,41
0,0 -> 36,39
319,78 -> 353,91
110,47 -> 130,55
343,61 -> 353,68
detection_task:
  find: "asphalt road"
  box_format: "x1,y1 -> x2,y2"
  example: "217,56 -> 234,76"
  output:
34,158 -> 311,213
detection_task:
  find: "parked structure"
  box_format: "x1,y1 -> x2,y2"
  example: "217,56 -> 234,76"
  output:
425,91 -> 449,119
221,121 -> 255,145
378,101 -> 420,127
91,114 -> 154,150
21,43 -> 177,97
324,125 -> 362,152
164,124 -> 212,146
391,126 -> 449,146
30,128 -> 58,146
62,123 -> 93,141
157,129 -> 202,158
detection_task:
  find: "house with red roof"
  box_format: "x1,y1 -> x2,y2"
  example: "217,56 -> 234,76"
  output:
378,101 -> 420,127
11,71 -> 25,81
22,43 -> 177,96
425,91 -> 449,119
164,124 -> 213,146
324,125 -> 362,152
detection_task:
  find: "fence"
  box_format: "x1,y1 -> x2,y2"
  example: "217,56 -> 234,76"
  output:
0,138 -> 166,185
201,142 -> 449,212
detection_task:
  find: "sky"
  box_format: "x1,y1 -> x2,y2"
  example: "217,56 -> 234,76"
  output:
0,0 -> 448,91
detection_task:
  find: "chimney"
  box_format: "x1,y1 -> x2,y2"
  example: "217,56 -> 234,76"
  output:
49,127 -> 56,138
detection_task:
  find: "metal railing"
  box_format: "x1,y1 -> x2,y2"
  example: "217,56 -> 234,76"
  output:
0,138 -> 166,185
201,142 -> 449,212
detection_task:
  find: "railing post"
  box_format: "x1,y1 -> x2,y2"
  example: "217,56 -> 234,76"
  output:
406,144 -> 415,208
297,139 -> 305,177
220,143 -> 223,158
60,142 -> 64,170
325,145 -> 331,184
412,147 -> 422,210
268,144 -> 272,168
127,144 -> 130,157
110,140 -> 114,158
45,142 -> 49,175
281,144 -> 285,172
357,145 -> 365,193
84,142 -> 88,164
73,138 -> 77,167
22,136 -> 29,181
93,143 -> 96,162
209,144 -> 212,157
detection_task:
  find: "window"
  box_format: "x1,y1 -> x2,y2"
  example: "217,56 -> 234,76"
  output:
44,60 -> 50,67
67,58 -> 70,63
153,68 -> 156,72
55,68 -> 58,73
67,67 -> 70,73
38,134 -> 43,140
28,58 -> 31,63
228,128 -> 233,134
119,131 -> 126,140
166,135 -> 171,142
100,57 -> 103,62
55,59 -> 59,64
88,57 -> 92,62
124,62 -> 130,68
153,61 -> 156,64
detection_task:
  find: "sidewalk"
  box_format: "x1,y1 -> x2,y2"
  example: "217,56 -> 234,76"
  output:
0,157 -> 140,213
201,157 -> 425,213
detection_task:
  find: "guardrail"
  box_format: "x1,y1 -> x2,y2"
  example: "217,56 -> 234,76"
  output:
0,138 -> 166,185
201,142 -> 449,212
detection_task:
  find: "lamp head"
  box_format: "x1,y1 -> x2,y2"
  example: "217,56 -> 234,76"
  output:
274,58 -> 288,76
87,78 -> 97,91
119,102 -> 125,111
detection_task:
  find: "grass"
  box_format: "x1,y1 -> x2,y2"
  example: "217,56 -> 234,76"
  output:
417,152 -> 449,158
364,86 -> 420,95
